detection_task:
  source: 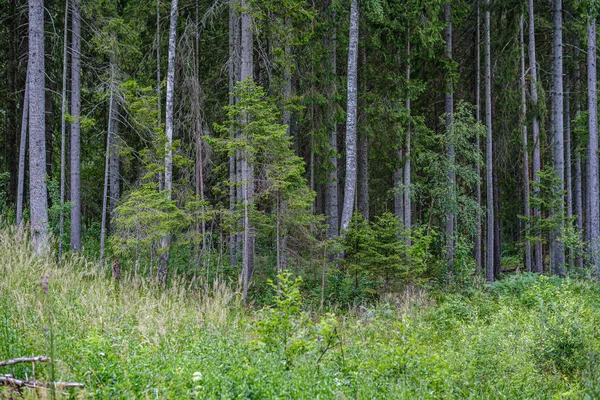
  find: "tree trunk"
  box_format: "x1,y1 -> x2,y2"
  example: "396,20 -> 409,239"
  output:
325,4 -> 339,239
108,84 -> 120,225
339,0 -> 359,234
528,0 -> 543,273
444,2 -> 455,268
59,0 -> 69,258
158,0 -> 178,284
28,0 -> 49,253
357,46 -> 368,222
228,0 -> 238,266
485,0 -> 494,282
16,70 -> 30,228
587,17 -> 599,274
474,1 -> 482,272
565,77 -> 573,269
404,37 -> 411,236
240,0 -> 254,304
551,0 -> 565,276
70,0 -> 82,251
520,14 -> 532,272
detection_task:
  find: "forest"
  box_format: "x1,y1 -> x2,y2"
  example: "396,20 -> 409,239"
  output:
2,0 -> 600,397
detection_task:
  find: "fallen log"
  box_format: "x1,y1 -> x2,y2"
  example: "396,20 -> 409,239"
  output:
0,357 -> 51,367
0,375 -> 84,389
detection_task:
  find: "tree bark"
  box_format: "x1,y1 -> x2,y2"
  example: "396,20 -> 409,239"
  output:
28,0 -> 49,253
520,14 -> 532,272
240,0 -> 254,304
59,0 -> 69,258
485,0 -> 494,281
551,0 -> 565,276
528,0 -> 543,273
565,76 -> 573,269
444,2 -> 455,268
357,46 -> 369,222
404,37 -> 411,235
157,0 -> 178,284
587,17 -> 599,274
474,1 -> 482,272
16,70 -> 30,228
70,0 -> 82,251
228,0 -> 238,266
325,4 -> 339,239
339,0 -> 359,234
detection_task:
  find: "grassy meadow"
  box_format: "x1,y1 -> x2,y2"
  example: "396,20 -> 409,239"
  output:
2,228 -> 600,398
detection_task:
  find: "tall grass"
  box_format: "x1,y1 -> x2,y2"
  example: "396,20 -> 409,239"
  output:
3,228 -> 600,398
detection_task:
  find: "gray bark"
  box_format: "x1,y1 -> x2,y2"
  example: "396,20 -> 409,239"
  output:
520,14 -> 532,272
16,70 -> 30,228
528,0 -> 543,273
28,0 -> 49,253
240,0 -> 254,304
325,5 -> 339,239
485,0 -> 494,282
158,0 -> 178,284
474,2 -> 482,272
70,0 -> 82,251
357,47 -> 368,222
59,0 -> 69,258
587,18 -> 599,274
551,0 -> 565,276
339,0 -> 359,234
444,2 -> 455,267
404,37 -> 411,235
565,78 -> 573,269
228,0 -> 238,266
108,90 -> 119,219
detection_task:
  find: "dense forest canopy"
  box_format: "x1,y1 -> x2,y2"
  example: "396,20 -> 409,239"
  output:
1,0 -> 599,304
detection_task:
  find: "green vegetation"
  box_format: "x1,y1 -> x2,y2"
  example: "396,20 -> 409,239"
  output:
3,229 -> 600,399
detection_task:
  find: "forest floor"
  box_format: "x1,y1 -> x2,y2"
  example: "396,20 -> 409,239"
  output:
2,228 -> 600,399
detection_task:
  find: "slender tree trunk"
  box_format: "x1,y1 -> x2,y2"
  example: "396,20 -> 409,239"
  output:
99,66 -> 116,269
326,5 -> 339,239
520,14 -> 532,272
59,0 -> 69,258
552,0 -> 565,276
240,0 -> 254,304
587,17 -> 599,274
404,37 -> 411,236
279,16 -> 292,271
484,0 -> 494,281
108,83 -> 120,223
358,46 -> 369,222
444,2 -> 455,268
69,0 -> 82,251
157,0 -> 178,284
565,77 -> 573,269
157,0 -> 162,190
16,70 -> 30,228
228,0 -> 238,266
528,0 -> 543,273
28,0 -> 49,253
575,53 -> 584,269
339,0 -> 359,234
474,1 -> 482,272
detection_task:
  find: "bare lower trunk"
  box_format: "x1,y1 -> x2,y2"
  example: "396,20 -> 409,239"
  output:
565,78 -> 573,269
587,18 -> 599,274
325,5 -> 338,239
16,70 -> 30,228
474,2 -> 482,272
528,0 -> 543,273
158,0 -> 179,284
444,2 -> 455,268
520,14 -> 531,272
339,0 -> 359,234
485,0 -> 494,281
551,0 -> 565,276
59,0 -> 69,258
404,38 -> 411,236
70,0 -> 82,251
28,0 -> 49,253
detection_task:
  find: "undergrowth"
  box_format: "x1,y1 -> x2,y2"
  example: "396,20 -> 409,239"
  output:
2,228 -> 600,398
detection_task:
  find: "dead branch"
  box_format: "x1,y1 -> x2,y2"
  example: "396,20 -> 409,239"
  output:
0,375 -> 84,389
0,357 -> 51,367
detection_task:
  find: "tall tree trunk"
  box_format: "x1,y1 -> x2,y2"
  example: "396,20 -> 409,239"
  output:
574,52 -> 584,269
195,0 -> 207,274
70,0 -> 82,251
240,0 -> 254,304
551,0 -> 565,276
444,2 -> 455,268
228,0 -> 238,266
16,70 -> 30,228
520,14 -> 532,272
474,1 -> 482,272
157,0 -> 162,191
565,77 -> 573,269
325,4 -> 339,239
404,37 -> 411,235
59,0 -> 69,258
28,0 -> 49,253
339,0 -> 359,234
108,79 -> 120,223
157,0 -> 178,284
357,46 -> 369,222
528,0 -> 543,273
484,0 -> 494,281
587,17 -> 599,274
